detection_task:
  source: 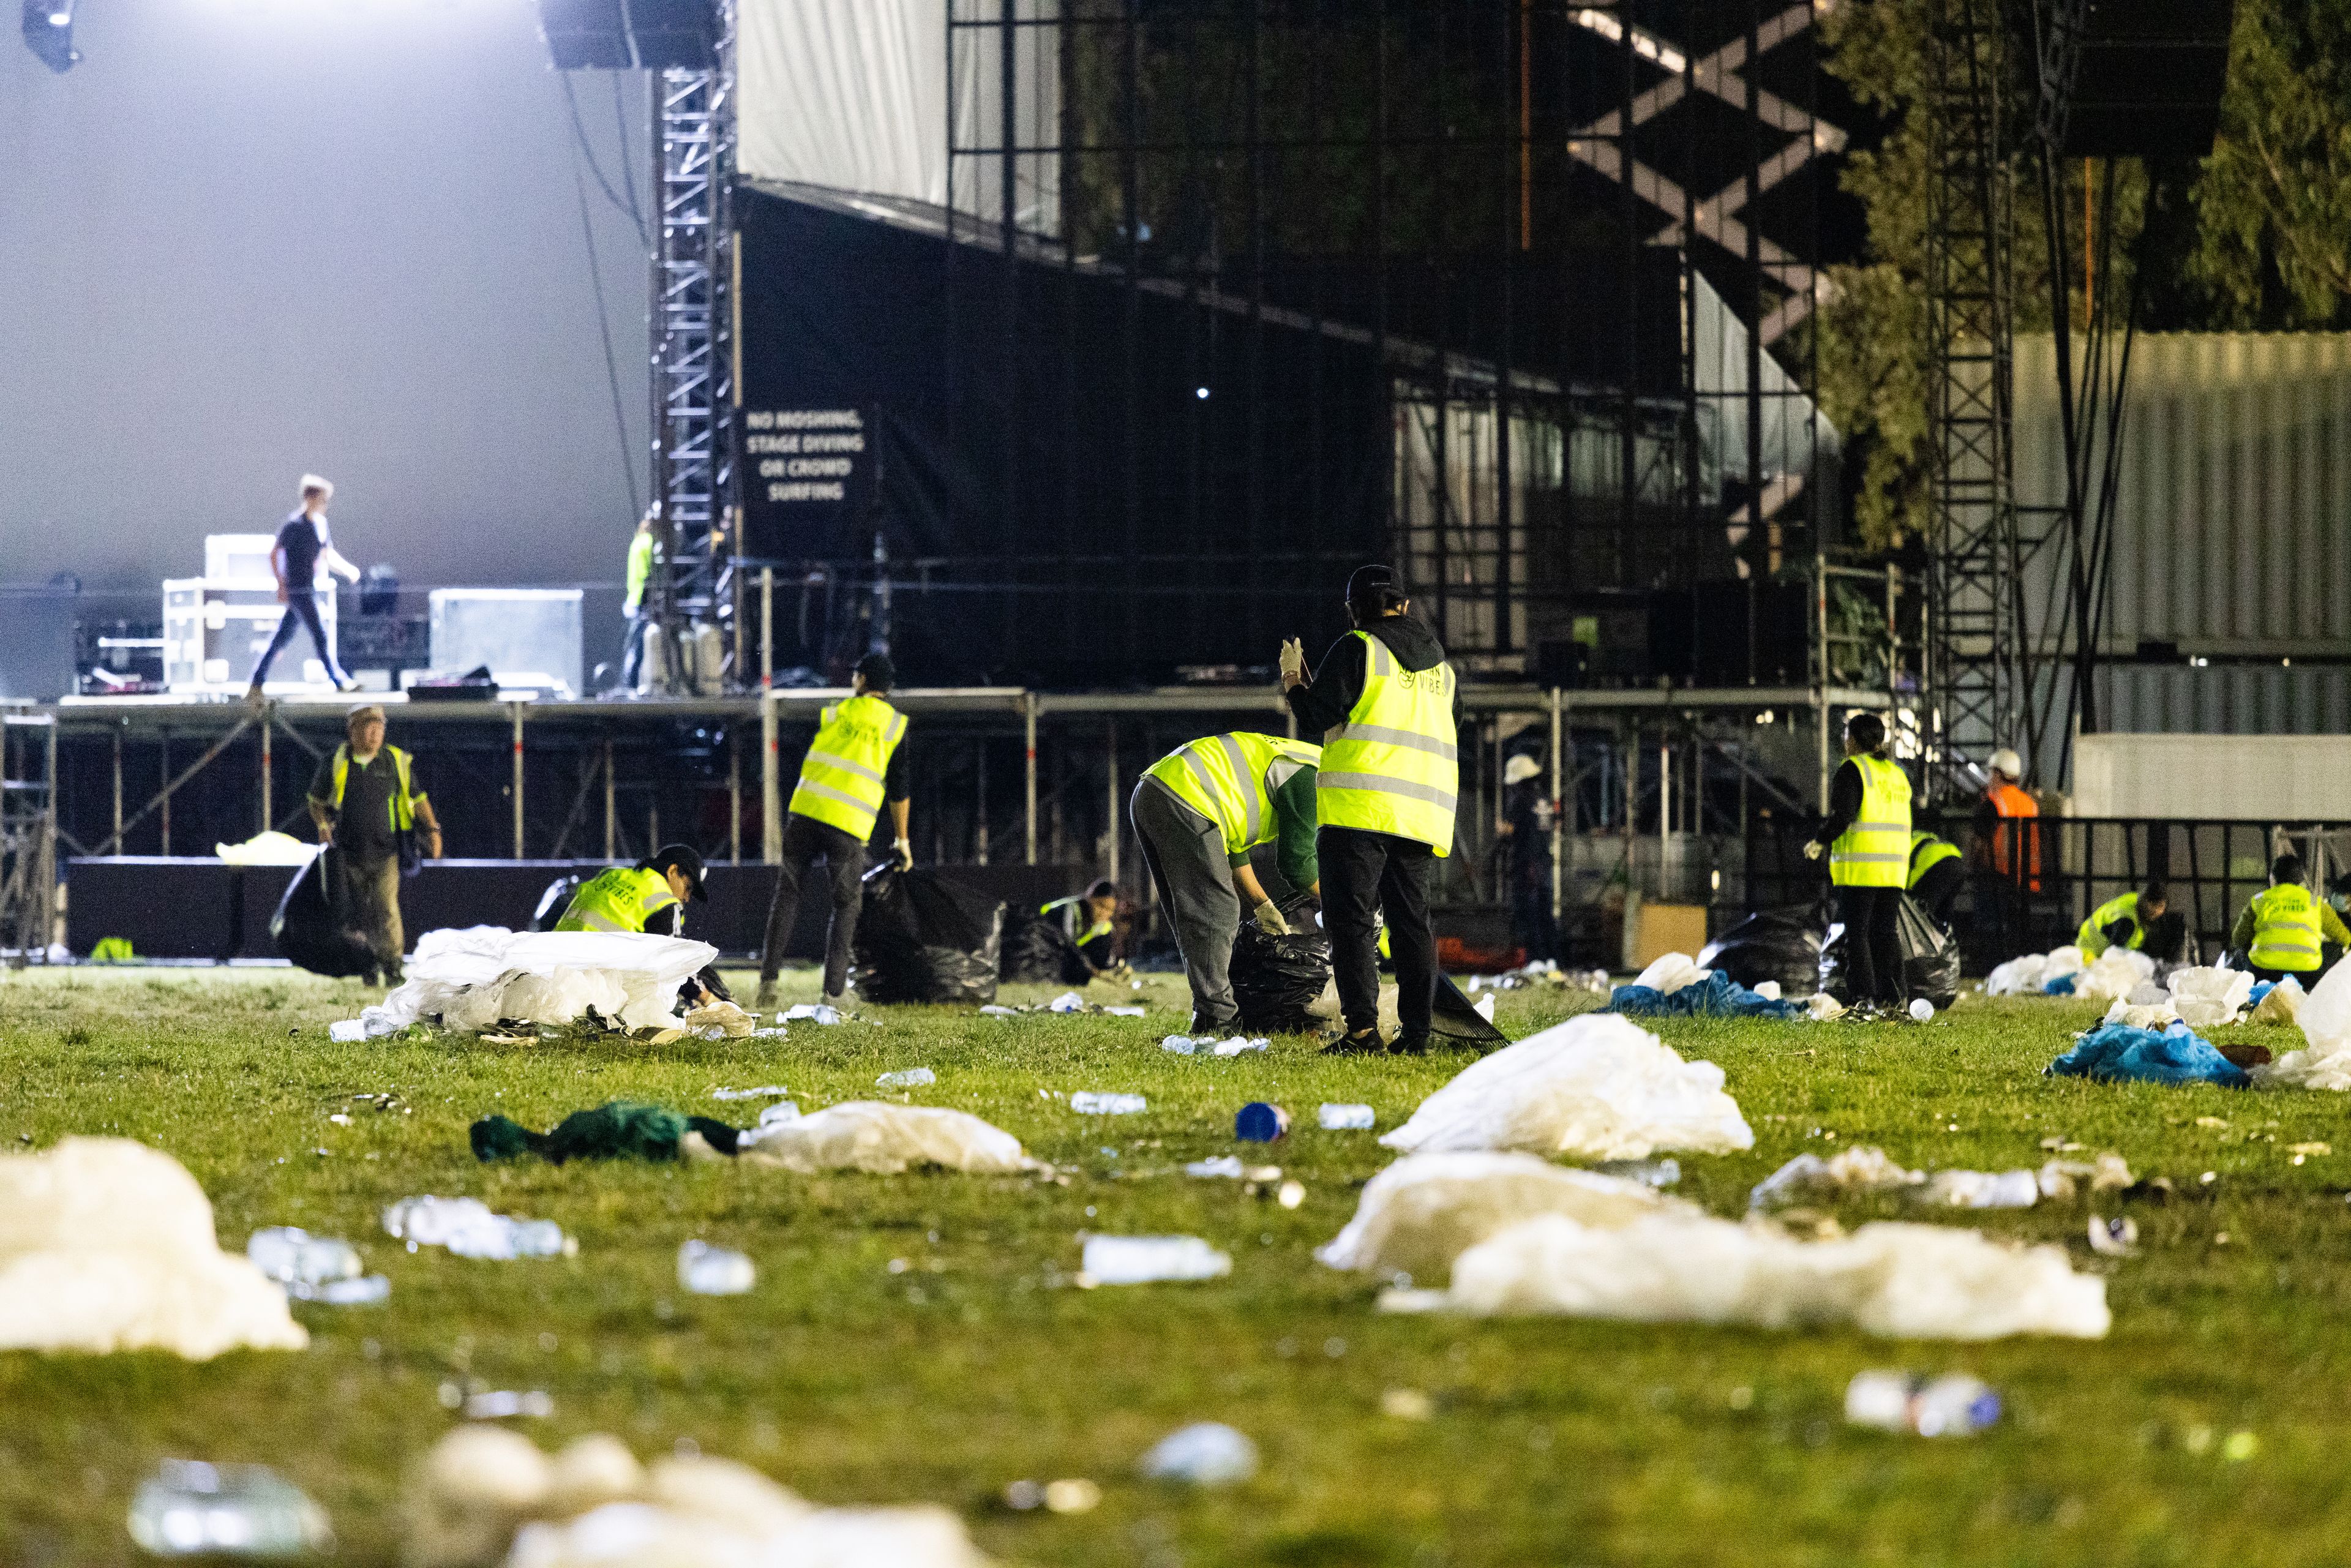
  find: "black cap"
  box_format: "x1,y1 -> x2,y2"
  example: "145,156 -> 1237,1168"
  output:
647,843 -> 708,902
1085,877 -> 1117,901
1346,563 -> 1406,618
853,651 -> 896,692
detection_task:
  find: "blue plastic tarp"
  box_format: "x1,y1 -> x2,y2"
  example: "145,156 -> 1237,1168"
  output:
1610,972 -> 1809,1021
2045,1022 -> 2251,1090
2042,973 -> 2078,996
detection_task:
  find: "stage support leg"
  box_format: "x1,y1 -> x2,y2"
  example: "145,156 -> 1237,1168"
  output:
603,738 -> 617,860
511,703 -> 525,859
111,729 -> 122,851
759,568 -> 773,689
260,716 -> 272,835
760,693 -> 781,864
1105,722 -> 1119,885
1024,692 -> 1038,867
1550,687 -> 1564,925
729,729 -> 741,864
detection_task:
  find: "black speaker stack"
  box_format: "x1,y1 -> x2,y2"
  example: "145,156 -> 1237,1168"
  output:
2039,0 -> 2239,158
539,0 -> 716,71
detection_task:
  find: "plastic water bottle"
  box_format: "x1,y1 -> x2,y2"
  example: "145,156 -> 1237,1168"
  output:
677,1240 -> 756,1295
1210,1036 -> 1270,1056
1071,1091 -> 1147,1115
1845,1371 -> 2001,1436
1138,1422 -> 1259,1484
246,1228 -> 361,1289
1318,1103 -> 1376,1131
875,1067 -> 935,1089
754,1101 -> 802,1129
1235,1102 -> 1290,1142
1081,1234 -> 1232,1284
382,1196 -> 570,1260
126,1460 -> 332,1556
1595,1157 -> 1682,1189
1161,1035 -> 1199,1054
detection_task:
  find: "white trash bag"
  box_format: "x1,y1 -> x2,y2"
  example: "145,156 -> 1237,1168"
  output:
345,928 -> 717,1038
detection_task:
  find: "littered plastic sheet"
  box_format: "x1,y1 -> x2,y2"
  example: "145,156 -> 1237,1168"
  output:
732,1103 -> 1040,1175
1314,1152 -> 1691,1281
2255,963 -> 2351,1090
344,928 -> 717,1037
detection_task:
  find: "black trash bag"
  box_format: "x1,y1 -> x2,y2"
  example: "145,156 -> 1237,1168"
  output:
1819,892 -> 1962,1009
1430,974 -> 1507,1047
532,875 -> 585,932
1000,910 -> 1090,986
271,846 -> 377,979
1699,905 -> 1825,998
1231,922 -> 1333,1034
852,867 -> 1004,1005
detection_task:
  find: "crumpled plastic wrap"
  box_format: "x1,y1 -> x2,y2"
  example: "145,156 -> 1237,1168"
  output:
2249,974 -> 2306,1026
343,928 -> 718,1038
1629,952 -> 1708,996
1384,1212 -> 2110,1339
1747,1146 -> 1924,1209
2166,966 -> 2256,1029
0,1138 -> 308,1358
2102,996 -> 2181,1032
1314,1152 -> 1692,1281
2074,946 -> 2158,1002
403,1427 -> 992,1568
2254,962 -> 2351,1090
730,1103 -> 1041,1176
1378,1014 -> 1753,1161
1985,947 -> 2086,997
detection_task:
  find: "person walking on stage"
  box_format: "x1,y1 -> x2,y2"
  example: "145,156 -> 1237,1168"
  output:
616,509 -> 658,695
1130,732 -> 1322,1033
1805,712 -> 1913,1019
1281,564 -> 1461,1055
307,704 -> 441,986
249,474 -> 361,700
754,652 -> 913,1011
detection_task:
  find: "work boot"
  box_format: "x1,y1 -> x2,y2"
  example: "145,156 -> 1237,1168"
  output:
1387,1033 -> 1433,1056
1321,1028 -> 1384,1056
1191,1013 -> 1240,1037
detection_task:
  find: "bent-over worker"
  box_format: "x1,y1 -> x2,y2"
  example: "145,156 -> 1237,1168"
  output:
754,652 -> 912,1011
1131,733 -> 1322,1033
2232,855 -> 2350,985
1283,563 -> 1461,1055
1805,711 -> 1912,1018
1907,828 -> 1963,931
308,703 -> 441,987
1041,878 -> 1123,975
2079,882 -> 2187,966
555,842 -> 729,1006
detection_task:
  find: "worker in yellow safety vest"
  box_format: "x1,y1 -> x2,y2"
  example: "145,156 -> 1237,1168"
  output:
2233,854 -> 2351,983
1804,711 -> 1913,1017
2078,884 -> 2167,959
1280,564 -> 1461,1054
754,652 -> 912,1011
1131,732 -> 1323,1032
614,509 -> 658,694
555,842 -> 729,1006
1041,879 -> 1126,975
307,703 -> 442,986
1907,828 -> 1963,930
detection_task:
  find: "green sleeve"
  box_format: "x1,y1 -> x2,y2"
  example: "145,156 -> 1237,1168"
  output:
2230,902 -> 2257,953
2323,902 -> 2351,950
1272,767 -> 1321,891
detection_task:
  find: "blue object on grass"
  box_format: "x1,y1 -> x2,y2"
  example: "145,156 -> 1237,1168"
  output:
2042,973 -> 2077,996
2045,1022 -> 2251,1089
1609,971 -> 1807,1021
2249,981 -> 2276,1006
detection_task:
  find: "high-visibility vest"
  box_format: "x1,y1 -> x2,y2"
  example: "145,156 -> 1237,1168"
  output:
324,744 -> 424,833
2077,891 -> 2146,958
790,693 -> 908,840
555,865 -> 678,934
1985,782 -> 2042,888
1908,830 -> 1960,890
1831,754 -> 1913,888
1145,732 -> 1322,858
624,530 -> 655,614
1316,631 -> 1458,855
2248,884 -> 2324,972
1041,895 -> 1114,950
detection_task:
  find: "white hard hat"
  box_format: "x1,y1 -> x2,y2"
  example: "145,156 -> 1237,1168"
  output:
1503,754 -> 1543,786
1989,748 -> 2023,780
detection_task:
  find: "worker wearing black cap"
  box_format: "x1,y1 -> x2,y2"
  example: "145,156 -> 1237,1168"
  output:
1280,564 -> 1463,1054
755,651 -> 914,1010
555,841 -> 729,1005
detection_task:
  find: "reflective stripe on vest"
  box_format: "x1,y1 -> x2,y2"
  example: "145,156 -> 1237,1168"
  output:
1907,830 -> 1960,890
1317,630 -> 1458,857
329,743 -> 421,832
1040,894 -> 1116,950
1831,754 -> 1913,888
1144,732 -> 1323,858
2249,884 -> 2323,972
790,694 -> 907,839
2077,891 -> 2145,958
553,866 -> 678,935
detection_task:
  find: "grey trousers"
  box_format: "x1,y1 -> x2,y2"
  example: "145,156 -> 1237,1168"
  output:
1131,778 -> 1241,1031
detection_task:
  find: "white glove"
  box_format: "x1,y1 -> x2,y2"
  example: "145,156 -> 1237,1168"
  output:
1802,839 -> 1825,861
892,838 -> 914,871
1252,899 -> 1289,936
1278,638 -> 1307,686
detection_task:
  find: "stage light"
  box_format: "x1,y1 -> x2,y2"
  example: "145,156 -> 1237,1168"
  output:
21,0 -> 78,72
1195,386 -> 1210,400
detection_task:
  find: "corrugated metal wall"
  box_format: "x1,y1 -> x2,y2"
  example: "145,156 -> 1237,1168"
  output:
2014,332 -> 2351,740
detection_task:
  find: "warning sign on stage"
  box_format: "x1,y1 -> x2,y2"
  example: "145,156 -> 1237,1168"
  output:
739,407 -> 873,560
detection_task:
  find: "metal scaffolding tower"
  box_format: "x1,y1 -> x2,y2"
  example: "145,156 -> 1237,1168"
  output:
1922,0 -> 2026,797
1,712 -> 58,964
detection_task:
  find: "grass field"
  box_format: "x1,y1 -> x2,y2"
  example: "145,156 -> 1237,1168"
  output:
4,963 -> 2350,1566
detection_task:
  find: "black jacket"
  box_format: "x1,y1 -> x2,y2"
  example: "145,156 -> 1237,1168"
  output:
1286,615 -> 1466,738
1812,757 -> 1867,850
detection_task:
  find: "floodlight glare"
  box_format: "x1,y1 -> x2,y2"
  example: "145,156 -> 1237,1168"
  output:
21,0 -> 78,70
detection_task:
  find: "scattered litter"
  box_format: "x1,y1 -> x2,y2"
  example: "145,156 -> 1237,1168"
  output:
128,1460 -> 331,1558
1921,1169 -> 2041,1209
2249,975 -> 2306,1026
1464,959 -> 1611,995
2088,1215 -> 2138,1256
1071,1092 -> 1146,1116
1753,980 -> 1784,1001
1162,1034 -> 1268,1056
471,1102 -> 719,1165
0,1138 -> 307,1358
2289,1141 -> 2331,1157
1610,967 -> 1807,1021
1381,1389 -> 1434,1420
1040,1479 -> 1100,1514
2167,967 -> 2257,1029
754,1101 -> 801,1130
1213,1036 -> 1269,1056
328,1019 -> 367,1043
710,1086 -> 790,1101
785,1003 -> 846,1026
466,1389 -> 556,1420
338,927 -> 717,1039
2037,1153 -> 2133,1200
980,1005 -> 1019,1018
214,830 -> 319,866
988,994 -> 1149,1019
1845,1371 -> 2001,1436
1382,1212 -> 2110,1338
876,1067 -> 936,1089
1138,1422 -> 1258,1485
1379,1013 -> 1753,1161
1081,1235 -> 1232,1285
246,1228 -> 388,1305
2074,946 -> 2159,1002
1184,1155 -> 1244,1179
1103,1006 -> 1147,1018
1630,952 -> 1706,994
1749,1147 -> 1924,1209
677,1240 -> 755,1296
1319,1103 -> 1376,1131
1235,1103 -> 1290,1142
2047,1022 -> 2251,1090
1048,991 -> 1086,1013
1474,994 -> 1498,1022
682,1000 -> 756,1038
1595,1157 -> 1681,1189
732,1103 -> 1041,1176
401,1427 -> 993,1568
1277,1180 -> 1305,1208
2102,996 -> 2181,1031
2254,963 -> 2351,1090
1985,948 -> 2085,997
1909,997 -> 1936,1022
1316,1152 -> 1692,1281
382,1196 -> 571,1260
